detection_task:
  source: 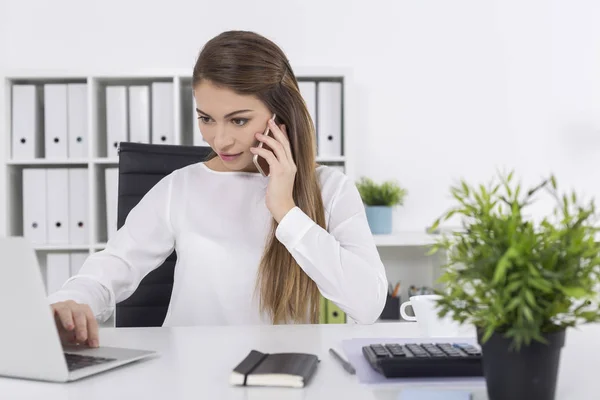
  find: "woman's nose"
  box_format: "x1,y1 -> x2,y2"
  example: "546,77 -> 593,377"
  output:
214,125 -> 235,148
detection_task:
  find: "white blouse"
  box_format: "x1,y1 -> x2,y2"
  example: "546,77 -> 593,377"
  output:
47,163 -> 388,326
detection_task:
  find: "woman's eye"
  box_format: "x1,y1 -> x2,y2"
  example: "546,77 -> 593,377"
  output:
198,116 -> 211,124
231,118 -> 248,127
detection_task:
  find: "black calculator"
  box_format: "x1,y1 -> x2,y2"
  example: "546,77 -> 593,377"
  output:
362,342 -> 483,378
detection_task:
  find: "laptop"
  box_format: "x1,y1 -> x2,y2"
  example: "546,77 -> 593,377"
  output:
0,236 -> 157,382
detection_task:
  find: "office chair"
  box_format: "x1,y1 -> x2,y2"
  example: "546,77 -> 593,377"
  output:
115,141 -> 212,327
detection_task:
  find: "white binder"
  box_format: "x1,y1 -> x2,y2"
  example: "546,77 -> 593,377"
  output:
11,85 -> 43,160
128,85 -> 151,143
105,168 -> 119,241
46,168 -> 70,244
70,252 -> 89,276
67,83 -> 88,159
317,82 -> 343,158
298,81 -> 317,129
46,253 -> 71,295
23,169 -> 47,244
44,84 -> 69,159
105,86 -> 128,158
151,82 -> 175,145
68,168 -> 89,245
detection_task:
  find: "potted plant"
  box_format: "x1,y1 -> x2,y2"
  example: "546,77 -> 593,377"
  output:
356,177 -> 407,234
429,171 -> 600,400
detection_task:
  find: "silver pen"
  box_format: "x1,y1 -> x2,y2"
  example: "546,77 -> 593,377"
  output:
329,348 -> 356,375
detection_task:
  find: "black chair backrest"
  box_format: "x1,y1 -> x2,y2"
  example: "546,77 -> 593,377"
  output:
115,141 -> 212,327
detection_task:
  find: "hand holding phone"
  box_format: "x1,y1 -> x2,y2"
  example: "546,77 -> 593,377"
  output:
249,114 -> 297,223
253,114 -> 277,177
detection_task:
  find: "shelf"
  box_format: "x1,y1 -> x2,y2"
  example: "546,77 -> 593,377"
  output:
33,244 -> 91,251
7,159 -> 90,166
316,156 -> 345,163
93,158 -> 119,165
373,232 -> 439,247
94,156 -> 344,164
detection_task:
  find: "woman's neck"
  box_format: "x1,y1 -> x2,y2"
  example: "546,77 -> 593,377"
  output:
204,157 -> 228,172
204,156 -> 260,174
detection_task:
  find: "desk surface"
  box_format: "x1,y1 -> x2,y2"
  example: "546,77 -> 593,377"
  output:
1,322 -> 598,400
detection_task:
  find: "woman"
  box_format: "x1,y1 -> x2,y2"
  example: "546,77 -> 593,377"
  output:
48,30 -> 388,348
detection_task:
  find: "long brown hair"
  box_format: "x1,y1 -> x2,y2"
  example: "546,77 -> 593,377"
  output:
192,31 -> 326,324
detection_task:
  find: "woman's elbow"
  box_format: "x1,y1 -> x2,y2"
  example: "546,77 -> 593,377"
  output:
348,275 -> 388,324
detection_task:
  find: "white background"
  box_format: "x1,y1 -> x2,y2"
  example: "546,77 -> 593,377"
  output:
2,0 -> 600,236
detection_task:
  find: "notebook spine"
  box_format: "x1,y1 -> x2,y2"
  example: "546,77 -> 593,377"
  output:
234,350 -> 269,386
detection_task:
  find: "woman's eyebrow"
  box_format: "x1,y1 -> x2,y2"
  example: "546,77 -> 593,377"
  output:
195,108 -> 253,119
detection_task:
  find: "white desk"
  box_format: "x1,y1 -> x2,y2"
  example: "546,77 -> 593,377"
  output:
1,322 -> 598,399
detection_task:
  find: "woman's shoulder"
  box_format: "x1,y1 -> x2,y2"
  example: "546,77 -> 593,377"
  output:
316,164 -> 346,181
316,165 -> 352,203
149,161 -> 209,193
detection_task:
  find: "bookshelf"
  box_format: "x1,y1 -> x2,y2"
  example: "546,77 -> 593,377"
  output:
2,68 -> 354,322
373,232 -> 438,247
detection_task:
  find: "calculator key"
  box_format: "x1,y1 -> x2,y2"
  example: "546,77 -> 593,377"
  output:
406,344 -> 429,357
370,345 -> 389,358
384,345 -> 406,357
455,344 -> 481,356
433,343 -> 460,356
422,344 -> 444,357
444,348 -> 463,355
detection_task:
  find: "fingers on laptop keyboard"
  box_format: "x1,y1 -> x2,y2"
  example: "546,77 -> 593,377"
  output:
53,303 -> 75,331
51,301 -> 99,348
53,307 -> 77,344
73,308 -> 88,343
85,307 -> 99,348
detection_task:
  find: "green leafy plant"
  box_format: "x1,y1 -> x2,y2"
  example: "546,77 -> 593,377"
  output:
356,177 -> 407,207
429,170 -> 600,350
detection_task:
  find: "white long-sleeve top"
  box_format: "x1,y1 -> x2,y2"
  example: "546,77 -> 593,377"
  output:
47,163 -> 388,326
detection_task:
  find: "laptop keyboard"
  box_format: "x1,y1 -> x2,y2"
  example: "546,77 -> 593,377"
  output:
64,353 -> 117,371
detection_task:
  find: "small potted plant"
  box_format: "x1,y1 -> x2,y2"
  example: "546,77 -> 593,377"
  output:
429,171 -> 600,400
356,177 -> 407,234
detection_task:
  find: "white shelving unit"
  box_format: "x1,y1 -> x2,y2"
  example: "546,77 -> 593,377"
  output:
373,231 -> 438,247
2,68 -> 355,296
372,229 -> 448,315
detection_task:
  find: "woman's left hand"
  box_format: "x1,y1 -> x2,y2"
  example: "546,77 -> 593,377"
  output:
250,119 -> 297,223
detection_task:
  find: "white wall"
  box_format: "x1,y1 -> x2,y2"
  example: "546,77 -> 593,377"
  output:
2,0 -> 600,236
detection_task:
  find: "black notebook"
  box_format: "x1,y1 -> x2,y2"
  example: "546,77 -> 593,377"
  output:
230,350 -> 320,388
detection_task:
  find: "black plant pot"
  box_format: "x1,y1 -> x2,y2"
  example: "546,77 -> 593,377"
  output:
477,328 -> 566,400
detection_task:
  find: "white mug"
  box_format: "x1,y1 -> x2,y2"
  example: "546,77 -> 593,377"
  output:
400,294 -> 468,337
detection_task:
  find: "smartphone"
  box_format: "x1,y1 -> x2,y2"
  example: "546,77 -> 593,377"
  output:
253,114 -> 277,177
